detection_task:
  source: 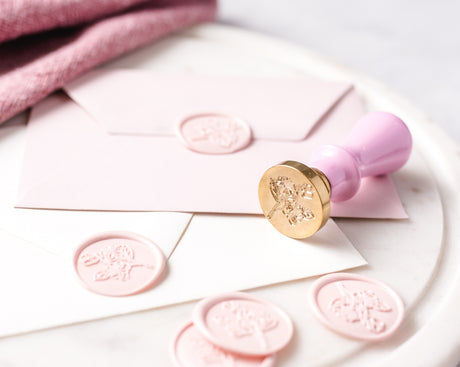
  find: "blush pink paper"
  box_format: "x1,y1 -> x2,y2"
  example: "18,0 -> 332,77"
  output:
16,74 -> 408,218
0,0 -> 216,124
64,70 -> 352,139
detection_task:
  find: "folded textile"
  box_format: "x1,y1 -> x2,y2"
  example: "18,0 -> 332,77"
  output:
0,0 -> 216,124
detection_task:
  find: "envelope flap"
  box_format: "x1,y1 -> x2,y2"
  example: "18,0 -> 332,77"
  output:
16,91 -> 408,219
64,69 -> 352,141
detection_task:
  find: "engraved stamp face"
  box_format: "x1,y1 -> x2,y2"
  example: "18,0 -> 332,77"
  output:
258,162 -> 330,239
309,273 -> 405,341
267,176 -> 315,225
74,232 -> 166,296
177,113 -> 252,154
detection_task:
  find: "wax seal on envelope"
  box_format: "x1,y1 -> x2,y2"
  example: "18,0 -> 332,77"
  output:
177,113 -> 252,154
259,112 -> 412,238
73,231 -> 166,296
309,273 -> 405,341
192,292 -> 294,356
170,321 -> 276,367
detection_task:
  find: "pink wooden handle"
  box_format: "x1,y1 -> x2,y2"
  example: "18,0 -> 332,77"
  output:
307,111 -> 412,202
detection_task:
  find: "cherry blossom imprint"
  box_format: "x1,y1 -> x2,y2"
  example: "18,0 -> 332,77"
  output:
309,273 -> 405,341
176,113 -> 252,154
192,292 -> 294,356
170,322 -> 276,367
73,231 -> 166,296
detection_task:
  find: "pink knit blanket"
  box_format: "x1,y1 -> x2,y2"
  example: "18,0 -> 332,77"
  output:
0,0 -> 216,124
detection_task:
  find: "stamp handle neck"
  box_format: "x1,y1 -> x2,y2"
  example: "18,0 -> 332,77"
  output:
308,112 -> 412,202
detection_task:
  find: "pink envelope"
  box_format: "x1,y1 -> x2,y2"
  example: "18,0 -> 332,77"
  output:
17,70 -> 407,218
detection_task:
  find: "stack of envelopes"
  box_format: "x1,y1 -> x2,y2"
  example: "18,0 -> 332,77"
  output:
0,69 -> 407,337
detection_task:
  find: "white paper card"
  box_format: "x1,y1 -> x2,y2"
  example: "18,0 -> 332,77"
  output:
0,215 -> 365,337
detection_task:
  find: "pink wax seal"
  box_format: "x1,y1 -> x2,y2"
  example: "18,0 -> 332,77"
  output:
177,113 -> 252,154
73,231 -> 166,297
170,322 -> 276,367
309,273 -> 405,341
192,292 -> 294,356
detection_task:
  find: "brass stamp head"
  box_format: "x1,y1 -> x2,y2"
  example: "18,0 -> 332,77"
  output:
258,161 -> 331,239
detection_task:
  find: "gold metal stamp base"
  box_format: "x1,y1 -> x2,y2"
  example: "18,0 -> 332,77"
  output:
258,161 -> 331,239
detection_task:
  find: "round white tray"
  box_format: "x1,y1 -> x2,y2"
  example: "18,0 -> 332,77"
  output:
1,24 -> 459,367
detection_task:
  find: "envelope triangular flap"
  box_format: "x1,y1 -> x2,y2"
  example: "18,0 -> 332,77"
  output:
64,69 -> 352,141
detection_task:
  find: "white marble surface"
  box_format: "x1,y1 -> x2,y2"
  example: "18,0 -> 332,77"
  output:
1,23 -> 459,367
1,4 -> 460,365
219,0 -> 460,145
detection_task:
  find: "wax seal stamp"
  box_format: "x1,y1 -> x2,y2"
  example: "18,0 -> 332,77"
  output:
309,273 -> 405,341
170,321 -> 276,367
73,231 -> 166,296
259,111 -> 412,238
192,292 -> 293,356
177,113 -> 252,154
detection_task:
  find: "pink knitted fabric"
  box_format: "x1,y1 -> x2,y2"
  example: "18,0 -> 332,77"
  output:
0,0 -> 216,124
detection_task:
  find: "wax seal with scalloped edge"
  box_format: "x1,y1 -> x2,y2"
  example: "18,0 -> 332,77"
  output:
177,113 -> 252,154
192,292 -> 294,356
73,231 -> 166,297
309,273 -> 405,341
170,321 -> 276,367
